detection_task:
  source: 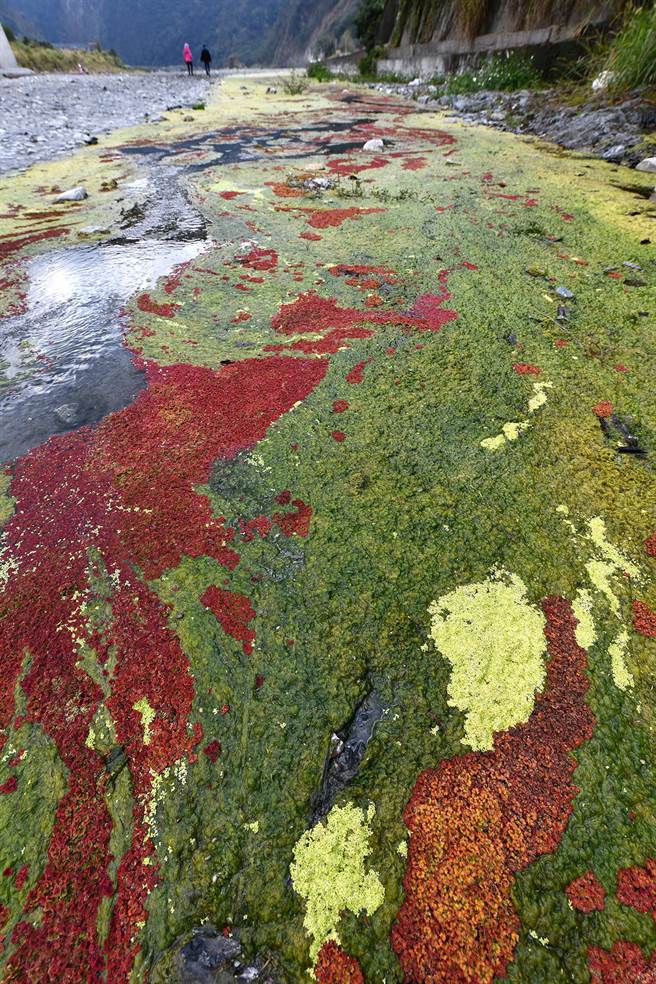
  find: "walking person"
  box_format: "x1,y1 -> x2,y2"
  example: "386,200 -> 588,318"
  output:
200,45 -> 212,77
183,42 -> 193,75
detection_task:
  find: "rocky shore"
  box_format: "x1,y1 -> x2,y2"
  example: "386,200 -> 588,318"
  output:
371,80 -> 656,169
0,71 -> 211,174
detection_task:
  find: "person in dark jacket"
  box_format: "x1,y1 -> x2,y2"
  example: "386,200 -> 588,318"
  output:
200,45 -> 212,76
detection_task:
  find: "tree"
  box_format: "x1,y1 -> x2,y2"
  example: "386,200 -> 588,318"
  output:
354,0 -> 386,50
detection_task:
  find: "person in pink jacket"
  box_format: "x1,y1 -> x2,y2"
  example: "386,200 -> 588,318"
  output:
183,42 -> 193,76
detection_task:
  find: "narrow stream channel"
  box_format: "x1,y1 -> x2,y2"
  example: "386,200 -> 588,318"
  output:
0,238 -> 206,463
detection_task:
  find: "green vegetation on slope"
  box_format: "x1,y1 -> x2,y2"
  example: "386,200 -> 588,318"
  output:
604,3 -> 656,90
9,35 -> 126,72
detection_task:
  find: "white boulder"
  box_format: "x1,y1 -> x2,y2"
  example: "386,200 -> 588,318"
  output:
591,70 -> 614,91
636,157 -> 656,173
362,138 -> 384,153
55,186 -> 88,202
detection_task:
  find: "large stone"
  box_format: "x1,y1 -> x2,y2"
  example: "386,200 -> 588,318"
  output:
55,186 -> 89,202
54,404 -> 81,427
636,157 -> 656,173
362,138 -> 384,152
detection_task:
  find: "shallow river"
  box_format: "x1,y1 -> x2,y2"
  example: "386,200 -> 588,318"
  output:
0,238 -> 205,463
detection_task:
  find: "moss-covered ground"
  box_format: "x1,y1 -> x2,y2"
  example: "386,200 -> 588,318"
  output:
0,77 -> 655,983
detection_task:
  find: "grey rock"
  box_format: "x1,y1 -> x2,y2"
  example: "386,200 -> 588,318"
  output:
54,403 -> 81,426
55,186 -> 88,202
602,144 -> 626,161
555,286 -> 574,299
233,239 -> 259,260
174,926 -> 274,983
636,156 -> 656,173
362,137 -> 384,152
78,225 -> 110,237
306,176 -> 332,191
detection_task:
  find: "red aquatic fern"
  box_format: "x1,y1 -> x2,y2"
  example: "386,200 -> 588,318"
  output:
566,871 -> 606,912
616,858 -> 656,916
314,941 -> 364,984
589,941 -> 656,983
391,597 -> 594,984
202,585 -> 257,655
633,601 -> 656,638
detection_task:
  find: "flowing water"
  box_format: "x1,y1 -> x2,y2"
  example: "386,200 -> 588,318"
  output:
0,238 -> 206,463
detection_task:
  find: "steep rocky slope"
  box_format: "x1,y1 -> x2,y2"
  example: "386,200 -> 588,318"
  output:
262,0 -> 360,65
0,0 -> 287,66
378,0 -> 623,48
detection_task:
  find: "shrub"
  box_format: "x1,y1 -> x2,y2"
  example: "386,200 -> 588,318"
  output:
355,0 -> 386,51
307,62 -> 333,82
445,51 -> 542,93
358,45 -> 386,79
2,23 -> 15,43
281,69 -> 310,95
358,52 -> 377,78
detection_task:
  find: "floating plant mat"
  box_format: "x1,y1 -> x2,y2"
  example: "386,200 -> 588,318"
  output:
0,75 -> 655,984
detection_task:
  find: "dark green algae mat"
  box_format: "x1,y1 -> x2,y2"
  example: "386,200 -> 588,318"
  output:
0,78 -> 656,983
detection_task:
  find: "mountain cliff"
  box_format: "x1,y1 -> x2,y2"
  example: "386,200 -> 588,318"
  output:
262,0 -> 360,65
0,0 -> 290,65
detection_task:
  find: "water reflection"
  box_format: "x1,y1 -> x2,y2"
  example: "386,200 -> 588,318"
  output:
0,239 -> 206,463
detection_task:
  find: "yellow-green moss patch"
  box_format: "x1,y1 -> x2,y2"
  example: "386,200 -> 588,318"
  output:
428,571 -> 547,750
290,802 -> 384,963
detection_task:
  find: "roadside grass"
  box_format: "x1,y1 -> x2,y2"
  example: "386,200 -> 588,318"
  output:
307,62 -> 333,82
438,52 -> 544,93
604,4 -> 656,90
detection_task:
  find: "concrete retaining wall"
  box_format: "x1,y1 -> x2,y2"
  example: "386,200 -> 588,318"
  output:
326,9 -> 613,79
380,22 -> 607,77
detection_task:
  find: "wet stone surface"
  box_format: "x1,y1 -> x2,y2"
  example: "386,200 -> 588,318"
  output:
175,929 -> 275,983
